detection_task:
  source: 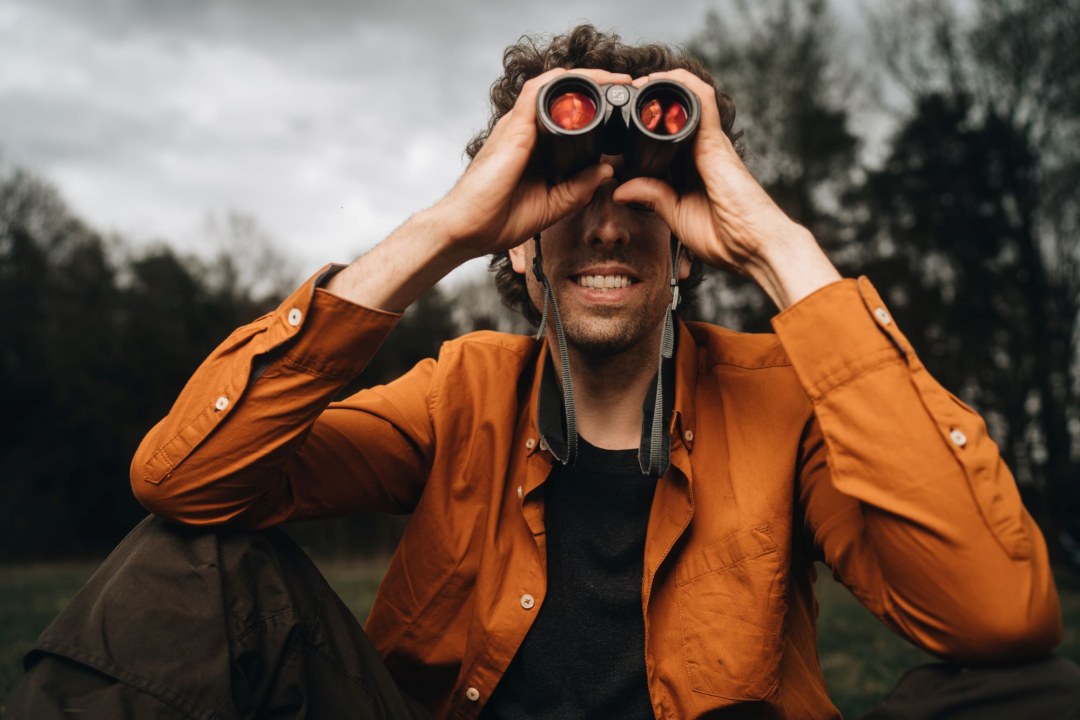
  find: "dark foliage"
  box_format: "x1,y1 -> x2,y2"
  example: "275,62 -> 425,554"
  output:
1,0 -> 1076,562
689,0 -> 1079,560
0,164 -> 467,559
0,170 -> 280,558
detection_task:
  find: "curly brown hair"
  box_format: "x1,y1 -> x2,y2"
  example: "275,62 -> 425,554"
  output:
471,24 -> 742,326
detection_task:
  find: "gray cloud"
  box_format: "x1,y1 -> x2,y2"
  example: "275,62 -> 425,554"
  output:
1,0 -> 864,280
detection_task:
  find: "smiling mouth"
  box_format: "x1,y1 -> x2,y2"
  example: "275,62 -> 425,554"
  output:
574,273 -> 636,289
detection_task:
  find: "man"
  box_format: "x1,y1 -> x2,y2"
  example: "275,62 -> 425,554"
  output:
10,24 -> 1078,720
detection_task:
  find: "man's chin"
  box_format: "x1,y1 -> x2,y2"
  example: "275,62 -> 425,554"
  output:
562,317 -> 655,358
566,333 -> 638,357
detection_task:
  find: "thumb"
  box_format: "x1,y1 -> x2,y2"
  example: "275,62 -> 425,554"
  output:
613,176 -> 679,224
546,162 -> 615,216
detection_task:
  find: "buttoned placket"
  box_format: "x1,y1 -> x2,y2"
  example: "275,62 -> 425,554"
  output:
453,431 -> 552,718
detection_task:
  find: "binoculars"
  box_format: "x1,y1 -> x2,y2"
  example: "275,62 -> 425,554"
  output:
534,74 -> 701,184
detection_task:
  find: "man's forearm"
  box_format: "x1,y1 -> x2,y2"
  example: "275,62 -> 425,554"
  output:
325,207 -> 475,313
130,269 -> 405,526
775,278 -> 1062,662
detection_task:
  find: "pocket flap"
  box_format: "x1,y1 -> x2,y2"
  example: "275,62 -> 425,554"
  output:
676,524 -> 778,586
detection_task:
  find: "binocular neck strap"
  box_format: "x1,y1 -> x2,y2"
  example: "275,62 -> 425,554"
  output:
644,237 -> 681,477
530,233 -> 681,476
532,233 -> 579,466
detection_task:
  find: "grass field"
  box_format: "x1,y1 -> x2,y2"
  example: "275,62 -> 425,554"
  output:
2,560 -> 1077,718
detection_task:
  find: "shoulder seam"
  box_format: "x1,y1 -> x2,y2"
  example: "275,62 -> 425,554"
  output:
686,322 -> 792,371
439,332 -> 534,361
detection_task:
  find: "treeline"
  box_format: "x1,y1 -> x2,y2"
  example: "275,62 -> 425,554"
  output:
2,0 -> 1078,561
0,168 -> 467,559
687,0 -> 1080,560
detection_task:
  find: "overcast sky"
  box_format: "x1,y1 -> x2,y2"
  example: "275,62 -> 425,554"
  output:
1,0 -> 864,284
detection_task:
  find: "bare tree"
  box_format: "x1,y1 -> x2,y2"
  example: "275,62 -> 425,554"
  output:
862,0 -> 1080,555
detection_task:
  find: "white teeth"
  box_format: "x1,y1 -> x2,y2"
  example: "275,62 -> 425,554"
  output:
576,274 -> 631,289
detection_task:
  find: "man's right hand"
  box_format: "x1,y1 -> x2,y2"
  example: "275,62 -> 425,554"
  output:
433,68 -> 631,259
326,68 -> 629,314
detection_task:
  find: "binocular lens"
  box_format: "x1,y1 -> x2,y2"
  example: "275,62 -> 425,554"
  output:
639,96 -> 689,135
548,91 -> 597,131
535,76 -> 699,183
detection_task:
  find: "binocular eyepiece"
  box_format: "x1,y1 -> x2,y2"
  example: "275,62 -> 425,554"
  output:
535,75 -> 700,184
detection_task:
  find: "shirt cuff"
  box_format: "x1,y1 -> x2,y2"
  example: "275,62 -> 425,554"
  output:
771,276 -> 913,401
263,264 -> 403,381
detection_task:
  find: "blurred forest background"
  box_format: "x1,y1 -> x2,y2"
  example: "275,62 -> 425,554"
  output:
1,0 -> 1078,568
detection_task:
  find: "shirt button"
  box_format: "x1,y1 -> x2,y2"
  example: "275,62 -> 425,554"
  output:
539,438 -> 548,451
214,395 -> 229,411
525,438 -> 536,450
465,687 -> 480,702
683,429 -> 694,443
874,307 -> 892,325
516,485 -> 523,500
949,429 -> 968,448
287,308 -> 303,327
520,593 -> 535,610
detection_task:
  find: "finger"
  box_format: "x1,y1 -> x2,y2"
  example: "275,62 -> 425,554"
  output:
546,162 -> 615,219
493,69 -> 635,152
636,68 -> 711,94
468,107 -> 534,183
517,67 -> 628,114
498,68 -> 583,138
509,70 -> 564,128
514,68 -> 632,129
612,176 -> 679,226
483,107 -> 516,145
634,70 -> 733,152
558,68 -> 633,86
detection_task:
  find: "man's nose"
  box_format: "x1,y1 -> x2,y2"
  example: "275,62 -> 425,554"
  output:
585,182 -> 629,248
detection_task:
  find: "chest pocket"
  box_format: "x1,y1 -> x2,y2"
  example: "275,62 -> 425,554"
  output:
675,524 -> 788,700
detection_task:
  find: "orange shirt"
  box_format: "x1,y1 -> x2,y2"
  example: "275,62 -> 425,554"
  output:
132,270 -> 1062,719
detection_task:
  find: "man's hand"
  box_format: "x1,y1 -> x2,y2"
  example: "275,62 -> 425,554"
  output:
612,70 -> 841,310
327,68 -> 629,314
433,68 -> 631,258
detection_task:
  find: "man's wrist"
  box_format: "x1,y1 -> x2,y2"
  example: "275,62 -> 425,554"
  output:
743,224 -> 843,311
412,204 -> 484,267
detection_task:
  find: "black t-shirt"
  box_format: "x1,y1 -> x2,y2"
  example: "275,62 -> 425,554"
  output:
481,437 -> 657,719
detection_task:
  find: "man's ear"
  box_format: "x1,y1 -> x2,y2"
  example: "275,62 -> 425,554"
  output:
508,242 -> 530,275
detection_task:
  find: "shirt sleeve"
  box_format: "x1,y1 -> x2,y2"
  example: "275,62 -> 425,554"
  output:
130,264 -> 435,528
772,276 -> 1063,663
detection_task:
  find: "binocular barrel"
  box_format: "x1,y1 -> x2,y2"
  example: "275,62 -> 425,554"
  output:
535,75 -> 700,184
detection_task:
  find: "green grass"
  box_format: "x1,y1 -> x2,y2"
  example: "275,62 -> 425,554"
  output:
812,571 -> 937,715
319,557 -> 389,624
2,561 -> 1078,718
0,562 -> 105,717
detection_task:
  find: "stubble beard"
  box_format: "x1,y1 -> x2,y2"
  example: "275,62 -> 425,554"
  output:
559,295 -> 668,359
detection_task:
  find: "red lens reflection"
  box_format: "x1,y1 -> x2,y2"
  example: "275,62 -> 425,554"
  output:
548,92 -> 597,130
664,102 -> 688,134
640,96 -> 689,135
640,99 -> 662,131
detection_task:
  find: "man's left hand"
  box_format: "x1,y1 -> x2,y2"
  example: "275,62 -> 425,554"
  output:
611,69 -> 841,310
